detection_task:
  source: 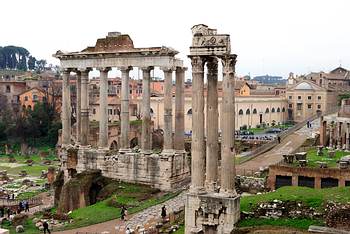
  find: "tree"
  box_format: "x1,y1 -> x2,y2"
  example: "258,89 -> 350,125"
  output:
28,56 -> 36,70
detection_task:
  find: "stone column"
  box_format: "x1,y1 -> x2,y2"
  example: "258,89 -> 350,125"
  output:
329,125 -> 334,148
80,69 -> 90,146
319,117 -> 327,146
346,123 -> 350,150
162,67 -> 174,154
174,67 -> 186,152
62,69 -> 71,146
189,56 -> 205,192
220,55 -> 237,195
120,66 -> 132,152
98,67 -> 110,149
76,71 -> 81,144
205,57 -> 219,192
337,122 -> 342,150
141,66 -> 153,154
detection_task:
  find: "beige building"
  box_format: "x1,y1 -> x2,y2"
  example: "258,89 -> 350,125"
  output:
148,95 -> 288,131
286,80 -> 337,122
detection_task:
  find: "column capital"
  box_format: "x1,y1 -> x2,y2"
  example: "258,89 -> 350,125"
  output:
189,56 -> 205,73
62,69 -> 71,75
97,67 -> 112,73
220,54 -> 237,74
161,67 -> 175,72
119,66 -> 132,72
78,67 -> 92,73
141,66 -> 154,72
176,67 -> 188,72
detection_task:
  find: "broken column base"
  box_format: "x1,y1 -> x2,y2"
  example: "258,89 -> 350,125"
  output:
185,192 -> 240,234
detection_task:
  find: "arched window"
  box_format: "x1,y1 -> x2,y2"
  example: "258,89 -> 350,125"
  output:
271,108 -> 275,113
246,109 -> 250,115
265,108 -> 269,113
150,108 -> 154,114
277,107 -> 281,112
253,108 -> 257,114
187,108 -> 192,115
238,109 -> 244,115
282,107 -> 286,112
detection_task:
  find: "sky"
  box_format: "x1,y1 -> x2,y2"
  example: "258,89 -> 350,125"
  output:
1,0 -> 350,79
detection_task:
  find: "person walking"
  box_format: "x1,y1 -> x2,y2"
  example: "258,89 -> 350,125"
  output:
161,205 -> 167,221
120,206 -> 126,221
43,221 -> 51,234
277,136 -> 281,144
25,200 -> 29,212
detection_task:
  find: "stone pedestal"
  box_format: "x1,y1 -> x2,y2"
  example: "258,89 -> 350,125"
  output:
185,193 -> 240,234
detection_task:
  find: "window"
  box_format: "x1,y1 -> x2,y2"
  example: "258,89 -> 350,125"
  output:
187,109 -> 192,115
129,90 -> 132,94
252,108 -> 257,114
271,108 -> 275,113
93,109 -> 96,114
246,109 -> 250,115
288,104 -> 293,108
24,96 -> 28,101
308,96 -> 312,100
6,85 -> 10,93
33,95 -> 38,101
308,104 -> 312,109
298,96 -> 301,100
297,103 -> 302,110
318,96 -> 321,100
317,104 -> 321,109
282,107 -> 286,112
288,96 -> 292,100
108,109 -> 112,115
265,108 -> 269,113
114,109 -> 117,115
277,107 -> 281,112
238,109 -> 243,115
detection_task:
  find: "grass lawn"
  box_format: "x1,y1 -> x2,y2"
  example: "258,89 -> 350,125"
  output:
56,183 -> 181,231
249,123 -> 294,134
1,219 -> 38,234
292,148 -> 348,168
240,186 -> 350,212
238,218 -> 323,230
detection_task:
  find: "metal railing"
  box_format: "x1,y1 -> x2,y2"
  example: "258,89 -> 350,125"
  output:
0,197 -> 42,207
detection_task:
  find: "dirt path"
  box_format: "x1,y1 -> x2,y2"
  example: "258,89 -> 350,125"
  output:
237,118 -> 320,173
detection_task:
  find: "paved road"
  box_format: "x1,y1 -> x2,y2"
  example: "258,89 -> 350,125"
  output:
237,118 -> 320,173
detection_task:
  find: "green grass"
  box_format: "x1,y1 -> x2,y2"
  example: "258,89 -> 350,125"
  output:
58,189 -> 180,231
240,186 -> 350,212
173,224 -> 184,234
249,123 -> 294,134
1,219 -> 38,234
238,218 -> 323,230
292,148 -> 348,168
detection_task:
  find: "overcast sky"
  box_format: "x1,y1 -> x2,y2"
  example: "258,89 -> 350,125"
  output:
1,0 -> 349,79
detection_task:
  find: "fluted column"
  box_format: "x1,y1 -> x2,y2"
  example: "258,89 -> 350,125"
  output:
346,123 -> 350,150
76,71 -> 81,144
141,66 -> 153,154
98,67 -> 111,149
205,57 -> 219,192
174,67 -> 186,152
189,56 -> 205,192
80,69 -> 90,146
62,69 -> 71,146
120,66 -> 132,152
337,122 -> 342,150
162,67 -> 174,153
220,54 -> 237,195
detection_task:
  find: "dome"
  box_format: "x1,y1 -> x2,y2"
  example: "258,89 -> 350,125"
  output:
295,82 -> 313,90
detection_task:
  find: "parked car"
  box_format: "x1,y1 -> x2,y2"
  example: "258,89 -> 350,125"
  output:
265,128 -> 282,134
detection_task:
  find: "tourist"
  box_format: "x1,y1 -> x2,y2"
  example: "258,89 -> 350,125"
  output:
277,136 -> 281,144
125,227 -> 132,234
43,221 -> 51,234
121,206 -> 126,221
18,201 -> 22,213
161,205 -> 167,221
12,194 -> 14,200
0,206 -> 4,217
25,200 -> 29,212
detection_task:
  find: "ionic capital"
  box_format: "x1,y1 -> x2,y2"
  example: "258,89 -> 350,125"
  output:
220,54 -> 237,74
161,67 -> 175,73
189,56 -> 205,73
119,66 -> 133,72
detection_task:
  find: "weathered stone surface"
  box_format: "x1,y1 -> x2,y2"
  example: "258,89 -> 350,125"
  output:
15,225 -> 24,233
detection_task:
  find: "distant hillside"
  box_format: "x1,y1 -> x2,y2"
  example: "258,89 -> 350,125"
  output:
0,46 -> 46,71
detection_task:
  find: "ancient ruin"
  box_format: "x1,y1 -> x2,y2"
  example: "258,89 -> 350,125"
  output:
53,32 -> 189,199
185,24 -> 240,234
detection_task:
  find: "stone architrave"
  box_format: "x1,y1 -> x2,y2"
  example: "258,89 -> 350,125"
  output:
80,69 -> 90,146
189,56 -> 205,192
220,54 -> 237,195
120,66 -> 132,152
62,70 -> 71,146
141,66 -> 153,154
174,67 -> 186,152
205,57 -> 219,192
98,67 -> 111,149
162,67 -> 174,153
